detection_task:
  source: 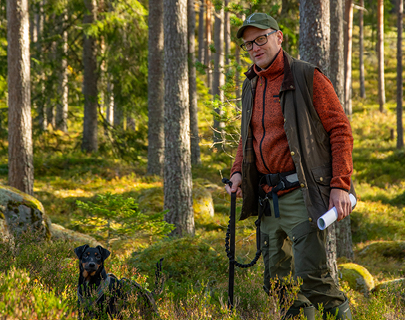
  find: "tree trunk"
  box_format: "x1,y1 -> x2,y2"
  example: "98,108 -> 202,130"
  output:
344,0 -> 353,115
336,217 -> 354,260
147,0 -> 165,176
359,0 -> 366,99
36,1 -> 47,131
188,0 -> 201,165
235,42 -> 241,102
198,0 -> 205,63
47,22 -> 56,129
163,0 -> 195,236
397,0 -> 404,149
127,115 -> 135,131
114,103 -> 123,129
213,7 -> 224,144
299,0 -> 330,75
224,0 -> 230,66
106,81 -> 114,125
56,12 -> 68,133
300,0 -> 339,285
7,0 -> 34,195
205,0 -> 212,92
330,0 -> 344,103
82,0 -> 98,152
330,0 -> 355,261
377,0 -> 385,112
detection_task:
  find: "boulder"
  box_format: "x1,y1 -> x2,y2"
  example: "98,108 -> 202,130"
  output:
50,223 -> 102,247
338,263 -> 375,296
358,241 -> 405,260
0,185 -> 51,239
193,180 -> 215,218
372,278 -> 405,294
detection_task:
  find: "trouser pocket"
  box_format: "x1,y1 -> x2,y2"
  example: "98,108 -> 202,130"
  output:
261,232 -> 270,294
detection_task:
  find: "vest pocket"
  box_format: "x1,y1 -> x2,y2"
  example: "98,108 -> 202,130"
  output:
311,164 -> 332,209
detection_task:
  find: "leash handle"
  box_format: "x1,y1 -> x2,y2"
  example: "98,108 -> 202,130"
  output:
222,178 -> 233,189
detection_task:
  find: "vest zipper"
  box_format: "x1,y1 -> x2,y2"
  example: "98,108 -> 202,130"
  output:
260,77 -> 271,173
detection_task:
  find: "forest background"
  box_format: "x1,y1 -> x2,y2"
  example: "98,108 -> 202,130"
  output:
0,0 -> 405,318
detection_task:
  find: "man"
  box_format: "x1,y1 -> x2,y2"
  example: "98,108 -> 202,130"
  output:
225,13 -> 355,320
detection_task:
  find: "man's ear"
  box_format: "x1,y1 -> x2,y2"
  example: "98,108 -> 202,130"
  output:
96,245 -> 111,260
74,244 -> 89,259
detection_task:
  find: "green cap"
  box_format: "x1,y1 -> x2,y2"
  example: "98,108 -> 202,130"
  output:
237,13 -> 280,39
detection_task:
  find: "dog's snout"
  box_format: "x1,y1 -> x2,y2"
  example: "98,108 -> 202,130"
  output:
88,262 -> 96,268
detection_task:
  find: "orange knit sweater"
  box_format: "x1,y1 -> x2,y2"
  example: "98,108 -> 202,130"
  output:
231,50 -> 353,194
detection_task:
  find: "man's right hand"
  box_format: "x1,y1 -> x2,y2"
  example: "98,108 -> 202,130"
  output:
225,173 -> 243,198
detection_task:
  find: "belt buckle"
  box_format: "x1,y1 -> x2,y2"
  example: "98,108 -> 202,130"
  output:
259,196 -> 269,206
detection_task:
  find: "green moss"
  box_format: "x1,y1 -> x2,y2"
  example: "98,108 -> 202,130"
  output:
339,263 -> 375,296
358,241 -> 405,260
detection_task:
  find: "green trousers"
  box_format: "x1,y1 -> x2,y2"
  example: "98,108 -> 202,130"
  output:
260,188 -> 346,310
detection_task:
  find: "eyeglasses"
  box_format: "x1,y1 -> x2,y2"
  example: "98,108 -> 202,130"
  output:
240,30 -> 278,52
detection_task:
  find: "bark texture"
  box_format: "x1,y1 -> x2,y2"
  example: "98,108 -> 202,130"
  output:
7,0 -> 34,195
377,0 -> 385,112
36,1 -> 46,131
330,0 -> 344,103
336,217 -> 354,260
359,0 -> 366,99
188,0 -> 201,165
213,7 -> 224,143
224,0 -> 230,66
163,0 -> 195,236
56,12 -> 69,132
205,0 -> 212,92
397,0 -> 404,149
198,0 -> 205,63
344,0 -> 353,115
82,0 -> 99,152
147,0 -> 165,175
299,0 -> 330,75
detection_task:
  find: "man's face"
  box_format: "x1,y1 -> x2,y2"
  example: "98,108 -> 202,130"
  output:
242,27 -> 283,69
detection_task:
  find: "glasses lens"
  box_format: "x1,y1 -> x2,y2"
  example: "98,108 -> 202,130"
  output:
255,36 -> 267,45
241,42 -> 250,51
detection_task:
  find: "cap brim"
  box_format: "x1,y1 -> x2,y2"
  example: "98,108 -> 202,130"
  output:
236,24 -> 271,39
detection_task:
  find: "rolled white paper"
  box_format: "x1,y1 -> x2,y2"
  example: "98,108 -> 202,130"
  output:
317,194 -> 357,230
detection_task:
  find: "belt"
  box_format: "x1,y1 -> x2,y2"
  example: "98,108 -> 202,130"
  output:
258,171 -> 300,218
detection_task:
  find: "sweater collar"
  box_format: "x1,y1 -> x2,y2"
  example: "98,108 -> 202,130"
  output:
244,50 -> 296,92
253,49 -> 284,80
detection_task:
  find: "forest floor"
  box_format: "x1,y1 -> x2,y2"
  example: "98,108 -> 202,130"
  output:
0,98 -> 405,319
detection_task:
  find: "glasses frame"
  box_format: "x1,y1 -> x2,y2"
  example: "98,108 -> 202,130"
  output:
240,30 -> 278,52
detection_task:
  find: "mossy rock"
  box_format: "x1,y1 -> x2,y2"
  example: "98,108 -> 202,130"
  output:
372,278 -> 405,294
358,241 -> 405,260
0,185 -> 51,239
193,181 -> 214,218
338,263 -> 375,296
50,223 -> 102,247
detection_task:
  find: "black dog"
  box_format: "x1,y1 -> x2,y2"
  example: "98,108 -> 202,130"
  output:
74,244 -> 160,320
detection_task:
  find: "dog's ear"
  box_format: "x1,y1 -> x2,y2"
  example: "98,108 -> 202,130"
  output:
74,244 -> 89,259
96,245 -> 111,260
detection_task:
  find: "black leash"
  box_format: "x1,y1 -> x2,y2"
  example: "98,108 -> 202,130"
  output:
222,178 -> 262,311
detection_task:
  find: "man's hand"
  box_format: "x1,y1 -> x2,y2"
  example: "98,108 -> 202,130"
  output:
225,173 -> 243,198
329,188 -> 352,221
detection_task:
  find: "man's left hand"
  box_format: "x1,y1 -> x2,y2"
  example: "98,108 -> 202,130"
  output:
329,189 -> 352,221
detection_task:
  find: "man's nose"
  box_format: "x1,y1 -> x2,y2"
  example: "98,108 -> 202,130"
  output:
252,42 -> 261,51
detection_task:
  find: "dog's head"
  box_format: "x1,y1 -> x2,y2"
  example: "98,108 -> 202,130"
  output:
74,244 -> 110,281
